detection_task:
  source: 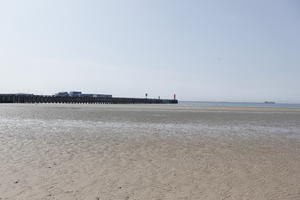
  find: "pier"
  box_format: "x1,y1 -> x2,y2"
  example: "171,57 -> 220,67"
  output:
0,94 -> 178,104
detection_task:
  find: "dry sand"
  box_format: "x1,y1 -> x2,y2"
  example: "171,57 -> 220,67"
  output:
0,104 -> 300,200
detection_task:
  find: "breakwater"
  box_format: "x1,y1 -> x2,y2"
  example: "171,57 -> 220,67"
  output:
0,94 -> 178,104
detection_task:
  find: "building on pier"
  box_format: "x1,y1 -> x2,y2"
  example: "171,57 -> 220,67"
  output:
69,91 -> 82,97
55,92 -> 69,97
55,91 -> 112,98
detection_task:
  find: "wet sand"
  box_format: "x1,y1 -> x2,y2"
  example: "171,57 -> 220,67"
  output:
0,104 -> 300,200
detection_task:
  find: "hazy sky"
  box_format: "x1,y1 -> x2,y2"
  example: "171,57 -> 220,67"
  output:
0,0 -> 299,102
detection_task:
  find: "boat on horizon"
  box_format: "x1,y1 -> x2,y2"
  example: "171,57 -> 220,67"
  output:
264,101 -> 276,104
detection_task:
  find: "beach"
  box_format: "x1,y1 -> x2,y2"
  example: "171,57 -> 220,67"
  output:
0,104 -> 300,200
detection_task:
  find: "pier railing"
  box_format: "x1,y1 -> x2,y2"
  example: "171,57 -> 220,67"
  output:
0,94 -> 178,104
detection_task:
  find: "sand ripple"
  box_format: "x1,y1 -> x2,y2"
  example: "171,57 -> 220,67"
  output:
0,104 -> 300,200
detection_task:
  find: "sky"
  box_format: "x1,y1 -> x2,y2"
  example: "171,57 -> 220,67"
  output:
0,0 -> 299,102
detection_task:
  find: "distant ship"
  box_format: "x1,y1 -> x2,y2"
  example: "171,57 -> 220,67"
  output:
264,101 -> 275,104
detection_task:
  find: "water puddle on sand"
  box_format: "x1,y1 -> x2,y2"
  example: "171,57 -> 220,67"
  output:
1,117 -> 299,140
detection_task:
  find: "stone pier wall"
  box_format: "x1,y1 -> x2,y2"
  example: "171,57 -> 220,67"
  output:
0,94 -> 178,104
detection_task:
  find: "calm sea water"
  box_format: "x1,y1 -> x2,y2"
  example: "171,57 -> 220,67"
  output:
179,101 -> 300,108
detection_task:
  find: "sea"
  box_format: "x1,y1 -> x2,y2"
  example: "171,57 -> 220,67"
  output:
179,101 -> 300,108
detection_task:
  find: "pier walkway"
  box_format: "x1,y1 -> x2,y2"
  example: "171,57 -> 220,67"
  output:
0,94 -> 178,104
